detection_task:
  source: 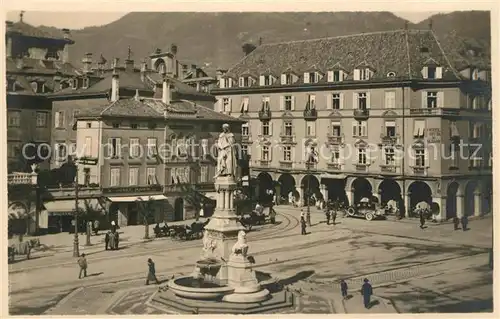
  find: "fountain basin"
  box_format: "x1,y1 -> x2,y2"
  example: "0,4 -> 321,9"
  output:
167,276 -> 234,300
196,258 -> 222,277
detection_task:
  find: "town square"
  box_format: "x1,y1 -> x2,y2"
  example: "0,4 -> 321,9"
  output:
5,8 -> 494,315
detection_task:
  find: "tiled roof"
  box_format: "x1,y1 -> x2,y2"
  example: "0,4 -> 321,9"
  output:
8,22 -> 68,41
225,29 -> 481,81
6,57 -> 80,76
147,73 -> 212,97
77,98 -> 243,123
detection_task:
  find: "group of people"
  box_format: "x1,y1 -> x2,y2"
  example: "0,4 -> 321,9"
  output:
339,278 -> 374,309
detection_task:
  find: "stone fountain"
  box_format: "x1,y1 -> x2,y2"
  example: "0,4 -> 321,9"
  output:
149,124 -> 294,313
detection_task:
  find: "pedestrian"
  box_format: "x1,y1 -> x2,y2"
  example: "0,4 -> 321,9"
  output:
93,220 -> 100,235
325,209 -> 331,225
110,220 -> 116,233
78,253 -> 88,279
461,214 -> 468,231
300,216 -> 307,235
146,258 -> 160,285
331,208 -> 337,225
115,231 -> 120,249
419,209 -> 426,229
360,278 -> 373,309
453,216 -> 460,230
269,207 -> 276,224
306,210 -> 311,227
70,219 -> 76,234
104,231 -> 110,250
340,279 -> 348,300
300,209 -> 305,219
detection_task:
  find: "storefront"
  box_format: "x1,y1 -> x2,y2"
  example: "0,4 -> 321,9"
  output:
105,192 -> 168,227
43,198 -> 104,233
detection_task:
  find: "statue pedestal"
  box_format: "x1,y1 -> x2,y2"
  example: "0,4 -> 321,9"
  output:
202,176 -> 244,285
223,254 -> 270,303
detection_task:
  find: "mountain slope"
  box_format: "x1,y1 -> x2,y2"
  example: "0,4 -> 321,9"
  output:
36,11 -> 490,71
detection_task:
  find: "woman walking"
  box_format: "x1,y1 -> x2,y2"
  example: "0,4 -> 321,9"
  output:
146,258 -> 160,285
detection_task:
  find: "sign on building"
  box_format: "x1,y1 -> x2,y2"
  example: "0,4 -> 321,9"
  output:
427,128 -> 441,143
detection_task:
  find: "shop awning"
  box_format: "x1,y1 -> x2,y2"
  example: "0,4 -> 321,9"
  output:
43,198 -> 103,214
107,194 -> 168,202
320,173 -> 347,180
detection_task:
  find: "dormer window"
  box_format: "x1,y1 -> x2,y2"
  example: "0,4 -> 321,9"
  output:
82,78 -> 89,89
427,66 -> 436,79
220,77 -> 233,88
387,72 -> 396,78
280,72 -> 296,85
327,68 -> 345,82
472,68 -> 479,80
259,74 -> 274,86
354,68 -> 373,81
30,82 -> 38,93
421,60 -> 443,79
72,78 -> 78,89
239,76 -> 252,87
304,71 -> 322,84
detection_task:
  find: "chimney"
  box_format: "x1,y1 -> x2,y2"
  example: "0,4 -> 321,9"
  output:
140,61 -> 147,82
125,59 -> 134,72
162,77 -> 171,105
111,71 -> 119,102
82,52 -> 93,73
62,28 -> 70,39
112,57 -> 120,69
61,29 -> 71,63
170,44 -> 178,56
428,19 -> 433,30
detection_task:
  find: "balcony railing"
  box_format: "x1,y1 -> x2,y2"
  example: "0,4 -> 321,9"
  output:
258,109 -> 272,120
326,134 -> 343,145
259,160 -> 271,167
279,134 -> 296,144
102,184 -> 163,194
353,109 -> 370,120
380,134 -> 398,145
241,135 -> 253,144
8,172 -> 37,185
327,162 -> 341,170
409,108 -> 460,116
411,166 -> 427,175
355,163 -> 368,172
279,161 -> 293,169
303,108 -> 317,121
380,165 -> 397,173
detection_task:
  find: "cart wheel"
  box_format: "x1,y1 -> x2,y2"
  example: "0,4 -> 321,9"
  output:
347,207 -> 355,216
365,212 -> 374,221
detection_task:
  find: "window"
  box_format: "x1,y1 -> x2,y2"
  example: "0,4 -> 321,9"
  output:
147,138 -> 157,158
415,149 -> 425,167
222,98 -> 231,112
109,138 -> 121,158
86,122 -> 92,128
332,93 -> 341,109
284,121 -> 293,136
472,69 -> 479,80
262,96 -> 270,110
84,136 -> 92,157
110,168 -> 121,187
201,139 -> 208,157
72,78 -> 78,89
385,121 -> 396,137
352,121 -> 367,137
333,70 -> 341,82
31,82 -> 38,93
240,77 -> 250,87
331,121 -> 341,136
177,138 -> 187,156
240,97 -> 249,112
472,123 -> 483,138
358,148 -> 367,164
413,120 -> 425,138
7,142 -> 21,158
358,92 -> 367,109
307,95 -> 316,109
54,111 -> 65,128
384,91 -> 395,109
285,74 -> 293,85
130,123 -> 139,129
450,121 -> 459,137
241,123 -> 249,136
200,165 -> 208,183
264,75 -> 271,86
130,138 -> 140,158
223,78 -> 231,88
309,72 -> 317,83
262,121 -> 270,136
34,112 -> 47,128
427,92 -> 437,108
427,66 -> 436,79
82,78 -> 89,88
306,121 -> 316,137
384,147 -> 395,165
7,111 -> 21,127
112,123 -> 120,128
330,148 -> 340,163
147,167 -> 157,185
261,145 -> 270,161
359,68 -> 371,80
129,167 -> 139,185
241,145 -> 248,156
83,168 -> 91,186
56,143 -> 67,159
284,95 -> 292,111
283,146 -> 292,161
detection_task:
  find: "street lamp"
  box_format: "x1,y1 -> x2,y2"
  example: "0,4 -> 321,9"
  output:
305,147 -> 317,225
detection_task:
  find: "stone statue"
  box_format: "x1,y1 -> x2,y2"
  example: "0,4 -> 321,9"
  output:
214,123 -> 237,179
201,230 -> 216,258
231,230 -> 249,257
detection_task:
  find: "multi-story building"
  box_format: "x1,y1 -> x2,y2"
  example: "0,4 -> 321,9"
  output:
73,73 -> 243,226
211,28 -> 492,221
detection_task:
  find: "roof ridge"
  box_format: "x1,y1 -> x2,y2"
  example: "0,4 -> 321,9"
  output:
101,99 -> 118,115
429,30 -> 461,79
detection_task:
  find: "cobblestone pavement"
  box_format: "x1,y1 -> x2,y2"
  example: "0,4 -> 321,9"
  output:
9,207 -> 493,315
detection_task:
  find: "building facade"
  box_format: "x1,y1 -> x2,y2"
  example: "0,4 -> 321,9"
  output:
211,28 -> 492,221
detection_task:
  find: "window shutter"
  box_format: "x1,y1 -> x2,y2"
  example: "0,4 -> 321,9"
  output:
422,66 -> 428,79
280,96 -> 285,111
228,78 -> 233,87
326,94 -> 332,109
437,91 -> 444,108
352,122 -> 357,137
381,146 -> 387,165
353,92 -> 358,109
339,147 -> 345,165
353,69 -> 360,81
269,122 -> 273,136
327,71 -> 334,82
339,93 -> 344,109
424,148 -> 429,167
291,96 -> 295,110
216,98 -> 222,112
220,79 -> 225,89
339,70 -> 344,82
281,74 -> 286,85
54,112 -> 60,128
395,148 -> 402,169
303,72 -> 310,84
366,92 -> 371,109
259,76 -> 265,86
257,146 -> 262,161
239,77 -> 244,87
362,122 -> 368,137
421,91 -> 427,108
436,67 -> 443,79
311,122 -> 316,136
269,146 -> 273,161
228,98 -> 232,112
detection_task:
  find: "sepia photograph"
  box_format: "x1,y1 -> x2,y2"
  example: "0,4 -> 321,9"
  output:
3,3 -> 494,316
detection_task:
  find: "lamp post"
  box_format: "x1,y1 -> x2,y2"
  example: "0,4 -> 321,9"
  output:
73,162 -> 80,257
305,148 -> 316,226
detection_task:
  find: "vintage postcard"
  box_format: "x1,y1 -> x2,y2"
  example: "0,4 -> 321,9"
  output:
2,0 -> 496,316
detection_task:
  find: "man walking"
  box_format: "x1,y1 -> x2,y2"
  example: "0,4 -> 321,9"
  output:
331,206 -> 337,225
325,208 -> 331,225
360,278 -> 373,309
78,253 -> 88,279
105,231 -> 110,250
419,209 -> 426,229
340,279 -> 348,300
146,258 -> 160,285
300,216 -> 307,235
453,216 -> 460,230
461,214 -> 469,231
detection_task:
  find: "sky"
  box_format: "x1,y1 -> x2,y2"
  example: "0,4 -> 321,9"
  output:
5,11 -> 443,29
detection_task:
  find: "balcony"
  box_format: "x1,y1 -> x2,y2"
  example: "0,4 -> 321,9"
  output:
380,134 -> 398,145
355,163 -> 368,172
411,166 -> 427,175
326,134 -> 343,145
380,165 -> 397,173
195,182 -> 216,192
409,108 -> 460,116
258,109 -> 272,121
327,162 -> 341,171
241,135 -> 253,144
8,172 -> 37,185
353,109 -> 369,120
303,108 -> 317,121
279,161 -> 293,169
47,186 -> 102,199
102,184 -> 163,195
259,160 -> 271,167
305,162 -> 317,170
279,134 -> 296,144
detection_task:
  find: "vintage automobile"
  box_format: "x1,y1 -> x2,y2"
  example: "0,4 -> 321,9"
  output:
345,198 -> 387,221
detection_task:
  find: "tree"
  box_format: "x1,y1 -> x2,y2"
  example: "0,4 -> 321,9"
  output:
81,198 -> 105,245
136,197 -> 157,239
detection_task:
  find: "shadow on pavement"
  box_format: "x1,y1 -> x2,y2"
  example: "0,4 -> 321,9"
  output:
368,299 -> 380,309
